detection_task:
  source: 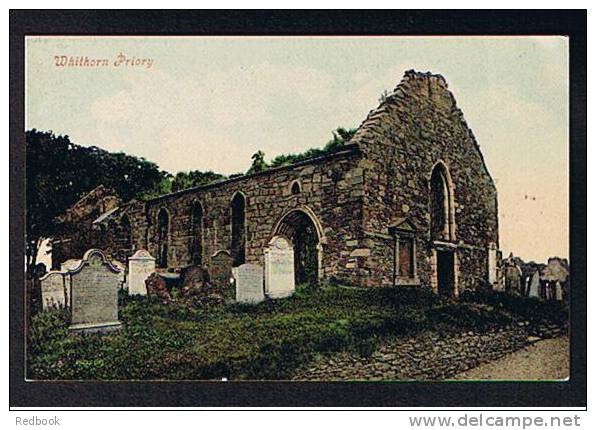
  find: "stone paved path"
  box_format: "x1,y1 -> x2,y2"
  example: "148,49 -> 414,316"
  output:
452,337 -> 569,381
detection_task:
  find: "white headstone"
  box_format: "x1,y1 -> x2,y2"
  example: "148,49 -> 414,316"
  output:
529,271 -> 541,297
233,263 -> 264,304
67,249 -> 123,332
264,236 -> 295,299
555,282 -> 563,301
127,250 -> 156,295
39,271 -> 67,310
488,243 -> 497,286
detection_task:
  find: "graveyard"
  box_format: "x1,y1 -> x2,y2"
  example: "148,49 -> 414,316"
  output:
28,261 -> 568,380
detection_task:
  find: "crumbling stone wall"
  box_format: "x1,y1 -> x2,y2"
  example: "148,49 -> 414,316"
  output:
52,70 -> 498,291
137,149 -> 365,281
350,70 -> 499,291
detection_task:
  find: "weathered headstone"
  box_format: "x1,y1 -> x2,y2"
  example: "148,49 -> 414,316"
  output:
61,259 -> 81,272
145,272 -> 172,303
209,250 -> 234,297
39,271 -> 67,310
528,271 -> 541,297
233,263 -> 264,304
68,249 -> 123,332
127,250 -> 156,295
264,236 -> 295,298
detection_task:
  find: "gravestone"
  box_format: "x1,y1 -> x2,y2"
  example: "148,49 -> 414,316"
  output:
209,250 -> 234,300
487,243 -> 497,286
233,263 -> 264,304
68,249 -> 123,332
61,259 -> 81,272
39,271 -> 67,310
112,259 -> 126,288
264,236 -> 295,298
127,250 -> 156,295
528,271 -> 541,297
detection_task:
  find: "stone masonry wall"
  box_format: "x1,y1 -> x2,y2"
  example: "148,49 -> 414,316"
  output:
137,149 -> 365,283
293,326 -> 528,381
350,70 -> 499,290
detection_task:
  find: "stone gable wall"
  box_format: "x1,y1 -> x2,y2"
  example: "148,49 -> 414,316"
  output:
350,71 -> 499,290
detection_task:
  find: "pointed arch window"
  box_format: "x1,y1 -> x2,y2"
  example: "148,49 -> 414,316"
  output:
157,208 -> 169,268
190,201 -> 203,265
230,193 -> 246,266
430,162 -> 455,241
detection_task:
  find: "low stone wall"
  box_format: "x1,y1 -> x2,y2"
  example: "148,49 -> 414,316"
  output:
292,327 -> 529,381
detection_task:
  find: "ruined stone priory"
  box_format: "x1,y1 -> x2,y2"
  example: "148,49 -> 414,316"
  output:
52,70 -> 499,296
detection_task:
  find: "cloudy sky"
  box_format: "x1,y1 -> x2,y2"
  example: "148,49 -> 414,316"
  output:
26,36 -> 568,262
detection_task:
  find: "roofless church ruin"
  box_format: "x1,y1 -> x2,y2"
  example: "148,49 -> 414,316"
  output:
52,70 -> 499,295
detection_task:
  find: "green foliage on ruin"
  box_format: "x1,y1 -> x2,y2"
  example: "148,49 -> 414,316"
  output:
170,170 -> 227,193
246,127 -> 358,174
26,285 -> 552,381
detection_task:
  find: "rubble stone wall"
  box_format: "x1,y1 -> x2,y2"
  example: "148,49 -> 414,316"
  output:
350,70 -> 499,291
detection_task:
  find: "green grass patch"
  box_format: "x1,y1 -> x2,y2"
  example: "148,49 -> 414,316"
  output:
28,286 -> 542,380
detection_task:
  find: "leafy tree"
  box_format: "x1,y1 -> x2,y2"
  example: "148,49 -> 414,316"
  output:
170,170 -> 227,193
269,127 -> 357,168
247,150 -> 267,174
25,129 -> 167,275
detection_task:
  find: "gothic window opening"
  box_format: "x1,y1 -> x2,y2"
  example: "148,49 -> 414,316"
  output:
291,181 -> 301,195
190,201 -> 203,265
430,162 -> 455,241
231,193 -> 246,266
157,208 -> 169,268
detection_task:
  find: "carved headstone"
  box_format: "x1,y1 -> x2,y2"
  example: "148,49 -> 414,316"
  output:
209,250 -> 234,299
39,271 -> 67,310
68,249 -> 123,332
127,250 -> 156,295
233,263 -> 264,304
264,236 -> 295,299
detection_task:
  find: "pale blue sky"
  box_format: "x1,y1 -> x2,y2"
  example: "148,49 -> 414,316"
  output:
26,36 -> 568,262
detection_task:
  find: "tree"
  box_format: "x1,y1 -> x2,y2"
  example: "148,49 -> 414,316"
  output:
247,150 -> 267,174
269,126 -> 357,168
25,129 -> 168,275
170,170 -> 227,193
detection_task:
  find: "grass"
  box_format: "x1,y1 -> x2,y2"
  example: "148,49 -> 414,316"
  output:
26,285 -> 567,381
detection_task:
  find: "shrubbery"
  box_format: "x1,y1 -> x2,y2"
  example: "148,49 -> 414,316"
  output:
27,286 -> 560,380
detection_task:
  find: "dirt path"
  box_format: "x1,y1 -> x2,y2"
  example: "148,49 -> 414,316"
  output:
452,337 -> 569,381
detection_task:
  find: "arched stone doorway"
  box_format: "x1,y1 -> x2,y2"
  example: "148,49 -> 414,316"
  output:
272,208 -> 323,286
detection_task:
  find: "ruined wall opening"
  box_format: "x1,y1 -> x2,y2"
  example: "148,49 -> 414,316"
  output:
156,208 -> 169,268
274,209 -> 322,286
230,192 -> 246,267
190,201 -> 203,265
430,162 -> 455,241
